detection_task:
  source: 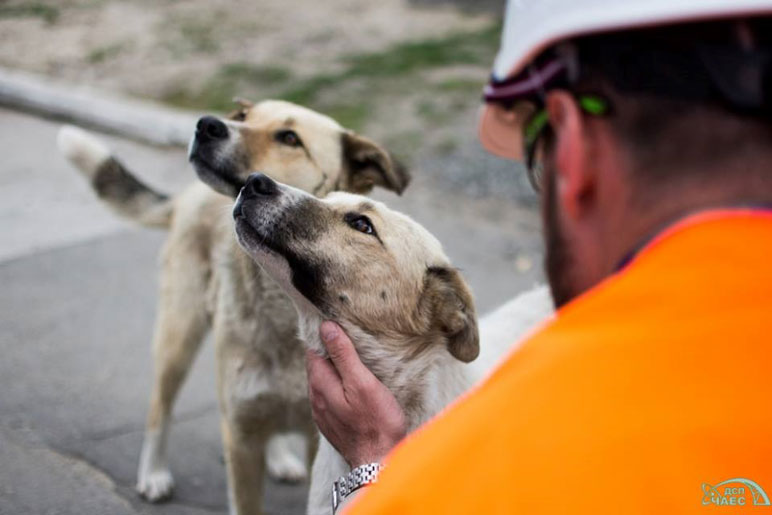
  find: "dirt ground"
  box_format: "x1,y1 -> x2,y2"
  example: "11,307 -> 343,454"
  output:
0,0 -> 490,93
0,0 -> 514,174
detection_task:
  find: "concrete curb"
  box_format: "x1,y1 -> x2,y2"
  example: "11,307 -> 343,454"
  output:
0,67 -> 201,147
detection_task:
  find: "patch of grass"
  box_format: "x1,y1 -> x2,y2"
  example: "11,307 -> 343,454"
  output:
218,63 -> 292,86
163,85 -> 235,114
161,21 -> 500,139
280,22 -> 500,106
179,18 -> 220,53
0,4 -> 60,24
269,22 -> 499,132
280,75 -> 339,106
87,42 -> 127,64
416,96 -> 466,125
342,23 -> 500,78
163,62 -> 293,112
436,78 -> 484,94
323,103 -> 370,133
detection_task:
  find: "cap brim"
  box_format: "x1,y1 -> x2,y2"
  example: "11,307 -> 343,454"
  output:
478,102 -> 533,161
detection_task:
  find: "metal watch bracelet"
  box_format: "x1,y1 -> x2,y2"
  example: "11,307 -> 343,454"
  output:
332,462 -> 382,513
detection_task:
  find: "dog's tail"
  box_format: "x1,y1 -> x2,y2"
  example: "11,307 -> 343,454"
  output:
57,125 -> 174,229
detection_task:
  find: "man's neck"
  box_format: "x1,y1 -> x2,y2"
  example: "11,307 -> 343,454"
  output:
604,180 -> 772,275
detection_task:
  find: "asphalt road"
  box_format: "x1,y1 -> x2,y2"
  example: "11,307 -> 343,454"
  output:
0,106 -> 543,514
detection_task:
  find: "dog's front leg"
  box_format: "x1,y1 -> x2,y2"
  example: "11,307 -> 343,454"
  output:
222,417 -> 268,515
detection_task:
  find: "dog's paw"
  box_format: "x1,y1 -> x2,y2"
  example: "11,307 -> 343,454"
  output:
267,454 -> 307,483
136,468 -> 175,502
266,449 -> 307,483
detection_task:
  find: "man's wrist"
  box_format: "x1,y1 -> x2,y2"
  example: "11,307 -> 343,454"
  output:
347,452 -> 384,469
345,432 -> 404,468
332,462 -> 382,513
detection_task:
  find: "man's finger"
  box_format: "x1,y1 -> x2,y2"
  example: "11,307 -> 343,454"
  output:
319,321 -> 369,378
306,349 -> 346,407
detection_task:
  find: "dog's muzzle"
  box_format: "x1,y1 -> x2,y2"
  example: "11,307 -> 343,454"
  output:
196,115 -> 229,143
188,116 -> 229,160
233,173 -> 279,219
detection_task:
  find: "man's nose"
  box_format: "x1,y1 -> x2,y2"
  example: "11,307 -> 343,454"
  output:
243,173 -> 278,197
195,115 -> 228,141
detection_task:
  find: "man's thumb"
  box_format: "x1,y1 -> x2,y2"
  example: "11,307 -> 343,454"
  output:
320,321 -> 362,374
320,320 -> 339,345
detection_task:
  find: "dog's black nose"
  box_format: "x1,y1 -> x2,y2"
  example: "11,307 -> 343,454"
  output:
196,116 -> 228,141
244,173 -> 278,197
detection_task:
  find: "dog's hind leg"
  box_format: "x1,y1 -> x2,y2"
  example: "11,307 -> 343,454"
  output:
222,419 -> 268,515
137,242 -> 211,502
266,432 -> 308,483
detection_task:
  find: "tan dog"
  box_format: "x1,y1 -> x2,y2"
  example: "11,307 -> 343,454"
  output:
232,173 -> 482,514
57,99 -> 408,514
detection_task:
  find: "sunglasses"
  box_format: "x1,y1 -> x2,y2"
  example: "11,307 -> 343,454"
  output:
522,95 -> 610,192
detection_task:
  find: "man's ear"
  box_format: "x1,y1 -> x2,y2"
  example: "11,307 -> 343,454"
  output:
545,90 -> 593,220
341,132 -> 410,195
422,266 -> 479,363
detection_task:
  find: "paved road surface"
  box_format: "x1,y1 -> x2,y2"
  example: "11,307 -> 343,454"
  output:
0,106 -> 543,514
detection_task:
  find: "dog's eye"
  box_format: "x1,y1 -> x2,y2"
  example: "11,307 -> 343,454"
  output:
276,130 -> 302,147
346,214 -> 375,235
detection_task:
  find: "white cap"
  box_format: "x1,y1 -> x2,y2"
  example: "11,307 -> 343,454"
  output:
480,0 -> 772,159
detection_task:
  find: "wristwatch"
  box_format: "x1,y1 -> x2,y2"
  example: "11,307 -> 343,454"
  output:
332,462 -> 382,513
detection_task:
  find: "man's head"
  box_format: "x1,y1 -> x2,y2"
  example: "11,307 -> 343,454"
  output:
482,11 -> 772,307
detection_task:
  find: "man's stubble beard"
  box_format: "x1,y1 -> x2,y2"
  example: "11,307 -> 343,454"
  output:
543,157 -> 578,309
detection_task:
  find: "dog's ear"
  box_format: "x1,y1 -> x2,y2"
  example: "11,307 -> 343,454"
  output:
226,97 -> 254,121
342,132 -> 410,195
233,97 -> 254,109
422,266 -> 479,362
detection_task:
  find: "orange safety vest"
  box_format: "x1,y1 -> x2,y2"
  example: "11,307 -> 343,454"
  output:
347,210 -> 772,514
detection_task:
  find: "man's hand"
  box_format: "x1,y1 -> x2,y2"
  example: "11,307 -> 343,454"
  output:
305,321 -> 407,468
